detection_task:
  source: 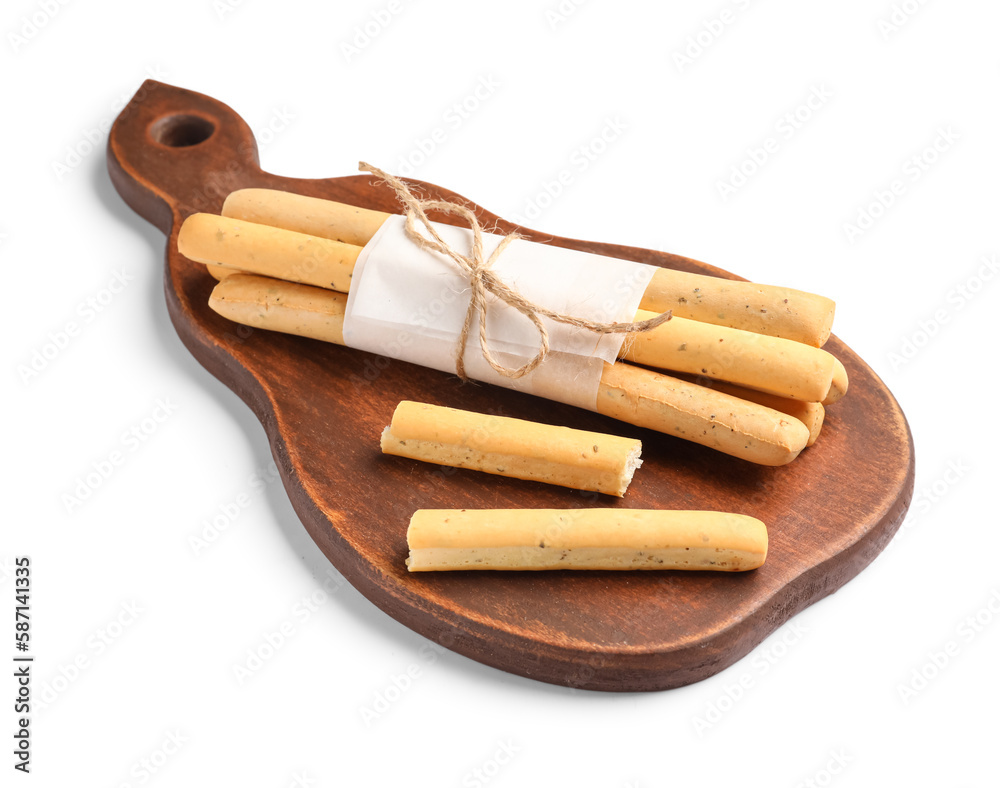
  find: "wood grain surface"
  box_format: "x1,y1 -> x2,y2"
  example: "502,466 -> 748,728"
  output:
106,80 -> 914,691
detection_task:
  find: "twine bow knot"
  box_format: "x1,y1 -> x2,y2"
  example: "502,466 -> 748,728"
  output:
359,162 -> 671,381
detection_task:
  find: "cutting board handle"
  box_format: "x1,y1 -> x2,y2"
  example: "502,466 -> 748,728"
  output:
107,80 -> 262,234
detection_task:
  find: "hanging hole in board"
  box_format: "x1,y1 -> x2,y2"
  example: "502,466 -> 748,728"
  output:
149,113 -> 215,148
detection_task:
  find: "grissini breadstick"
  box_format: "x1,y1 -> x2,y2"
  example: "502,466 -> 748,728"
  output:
177,213 -> 358,292
674,374 -> 825,447
181,213 -> 848,404
622,309 -> 845,404
381,401 -> 642,497
639,268 -> 834,348
223,188 -> 390,248
221,187 -> 835,346
208,274 -> 810,466
828,358 -> 848,403
206,264 -> 233,281
595,362 -> 809,466
208,273 -> 348,344
405,509 -> 768,571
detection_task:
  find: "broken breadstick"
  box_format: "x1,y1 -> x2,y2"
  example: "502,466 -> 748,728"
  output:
208,274 -> 811,466
222,187 -> 835,346
405,508 -> 768,571
381,401 -> 642,497
180,212 -> 848,404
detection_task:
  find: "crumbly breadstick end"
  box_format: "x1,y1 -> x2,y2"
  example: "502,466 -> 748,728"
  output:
382,401 -> 642,497
406,509 -> 768,571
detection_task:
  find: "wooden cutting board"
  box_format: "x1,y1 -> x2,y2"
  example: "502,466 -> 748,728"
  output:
107,81 -> 914,691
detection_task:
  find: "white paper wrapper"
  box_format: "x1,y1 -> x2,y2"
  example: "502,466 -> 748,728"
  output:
342,215 -> 656,411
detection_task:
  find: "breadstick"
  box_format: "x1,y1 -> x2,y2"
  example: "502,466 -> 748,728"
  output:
223,188 -> 390,248
622,309 -> 845,403
208,274 -> 810,466
596,362 -> 809,466
639,268 -> 834,347
405,509 -> 768,571
205,264 -> 233,281
183,213 -> 848,404
208,272 -> 347,344
828,358 -> 849,403
674,375 -> 825,447
178,213 -> 358,292
221,187 -> 834,346
381,401 -> 642,497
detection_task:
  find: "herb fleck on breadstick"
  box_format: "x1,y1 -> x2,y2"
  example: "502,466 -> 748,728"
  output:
405,509 -> 768,571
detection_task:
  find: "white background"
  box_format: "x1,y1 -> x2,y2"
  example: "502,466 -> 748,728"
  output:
4,0 -> 999,785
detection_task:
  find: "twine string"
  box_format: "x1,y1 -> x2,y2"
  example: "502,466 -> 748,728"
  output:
359,162 -> 671,381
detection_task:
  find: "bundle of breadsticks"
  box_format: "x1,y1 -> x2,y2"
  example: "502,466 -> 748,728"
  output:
178,186 -> 847,469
